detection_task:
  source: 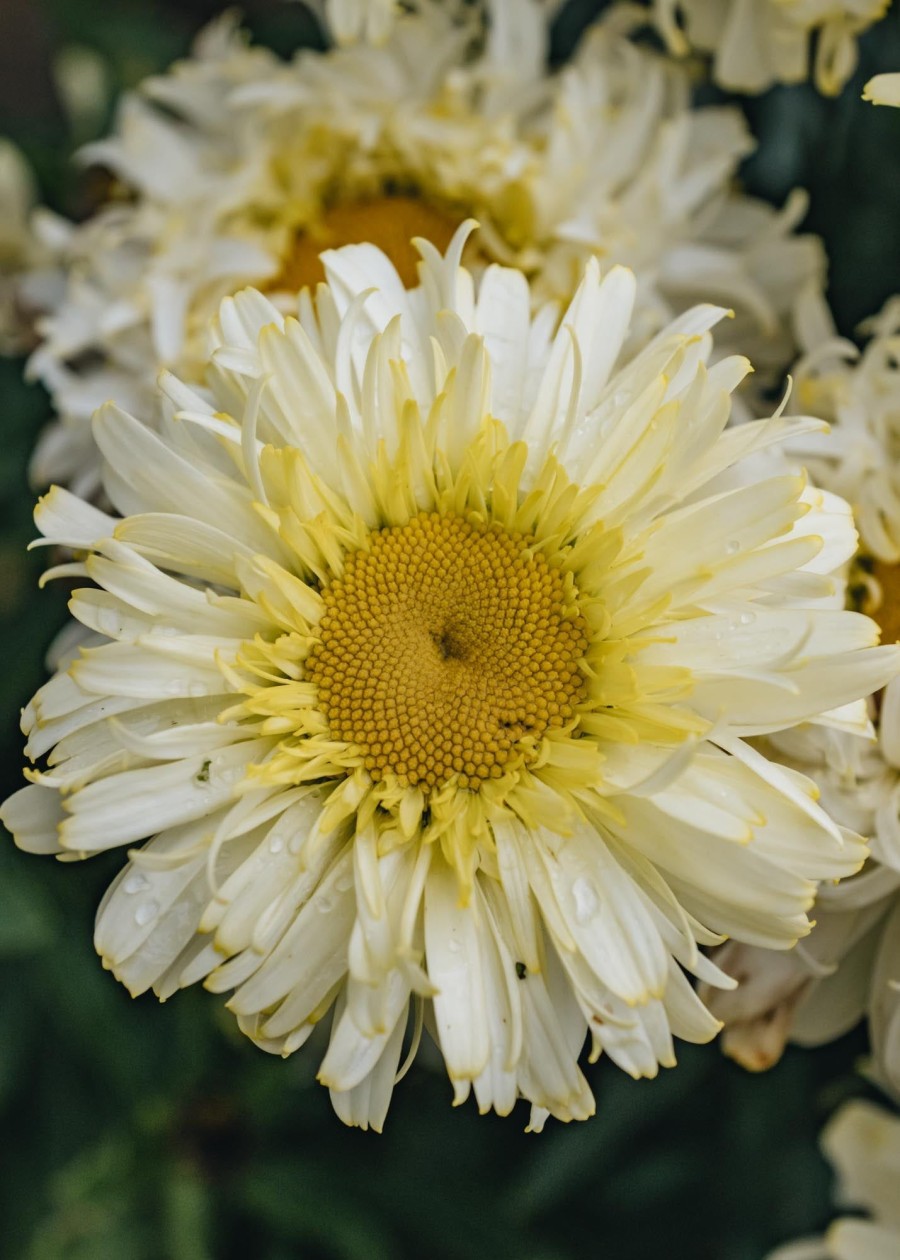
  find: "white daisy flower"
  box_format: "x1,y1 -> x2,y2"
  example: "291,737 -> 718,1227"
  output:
0,141 -> 63,354
2,234 -> 896,1130
698,700 -> 900,1091
20,1 -> 823,495
769,1100 -> 900,1260
699,299 -> 900,1091
786,297 -> 900,568
302,0 -> 401,46
652,0 -> 889,96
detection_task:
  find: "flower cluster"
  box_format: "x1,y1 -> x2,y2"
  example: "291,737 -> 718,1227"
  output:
2,0 -> 900,1140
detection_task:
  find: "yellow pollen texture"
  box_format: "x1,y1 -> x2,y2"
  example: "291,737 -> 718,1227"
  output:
272,194 -> 462,292
306,512 -> 589,792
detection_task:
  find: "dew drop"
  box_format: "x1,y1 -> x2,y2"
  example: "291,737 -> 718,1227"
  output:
739,611 -> 755,626
335,872 -> 354,893
135,900 -> 160,926
572,876 -> 599,924
123,873 -> 150,895
269,835 -> 285,854
97,610 -> 120,637
317,897 -> 333,915
725,540 -> 740,556
447,937 -> 461,954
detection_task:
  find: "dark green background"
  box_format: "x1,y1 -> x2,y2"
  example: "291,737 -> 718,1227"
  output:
1,3 -> 899,1257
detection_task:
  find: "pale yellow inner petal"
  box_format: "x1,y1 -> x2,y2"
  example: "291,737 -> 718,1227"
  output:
271,194 -> 462,291
306,511 -> 588,791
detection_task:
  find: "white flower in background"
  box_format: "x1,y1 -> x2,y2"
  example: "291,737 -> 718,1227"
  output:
864,71 -> 900,105
769,1099 -> 900,1260
652,0 -> 888,95
787,297 -> 900,569
19,1 -> 823,496
0,141 -> 63,354
2,235 -> 896,1130
699,700 -> 900,1094
302,0 -> 400,45
700,300 -> 900,1093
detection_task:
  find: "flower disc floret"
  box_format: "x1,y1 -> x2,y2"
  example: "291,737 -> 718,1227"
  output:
307,512 -> 589,791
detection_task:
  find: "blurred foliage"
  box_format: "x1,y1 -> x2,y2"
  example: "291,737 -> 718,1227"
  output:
1,2 -> 899,1258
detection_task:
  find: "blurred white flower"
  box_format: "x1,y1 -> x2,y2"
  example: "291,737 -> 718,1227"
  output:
0,141 -> 61,354
3,236 -> 892,1129
769,1099 -> 900,1260
653,0 -> 888,95
306,0 -> 400,45
703,299 -> 900,1094
17,2 -> 823,495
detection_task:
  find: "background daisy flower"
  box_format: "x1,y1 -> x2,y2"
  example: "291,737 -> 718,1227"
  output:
652,0 -> 889,96
768,1099 -> 900,1259
16,3 -> 824,495
698,296 -> 900,1093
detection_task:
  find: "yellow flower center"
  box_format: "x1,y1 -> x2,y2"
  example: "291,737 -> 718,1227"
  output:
271,194 -> 462,292
306,511 -> 589,792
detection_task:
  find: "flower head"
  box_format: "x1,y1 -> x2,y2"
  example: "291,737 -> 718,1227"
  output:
20,4 -> 823,494
652,0 -> 888,96
700,298 -> 900,1092
303,0 -> 401,46
768,1100 -> 900,1260
0,140 -> 57,354
3,235 -> 895,1129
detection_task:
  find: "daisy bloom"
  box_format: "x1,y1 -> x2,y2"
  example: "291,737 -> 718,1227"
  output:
864,72 -> 900,105
3,233 -> 897,1129
0,141 -> 61,355
302,0 -> 400,45
652,0 -> 889,96
769,1099 -> 900,1260
699,300 -> 900,1090
18,1 -> 823,495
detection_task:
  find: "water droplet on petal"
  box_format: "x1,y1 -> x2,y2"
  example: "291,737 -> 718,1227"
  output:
317,897 -> 333,915
572,876 -> 599,925
725,540 -> 740,556
269,835 -> 285,854
97,609 -> 120,637
123,874 -> 150,895
447,937 -> 461,954
135,900 -> 160,927
739,611 -> 755,626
